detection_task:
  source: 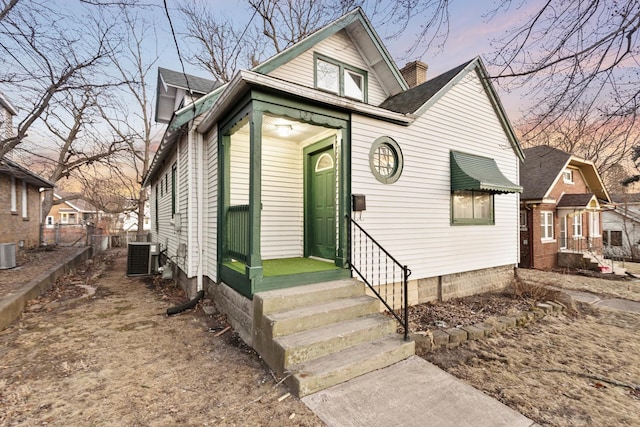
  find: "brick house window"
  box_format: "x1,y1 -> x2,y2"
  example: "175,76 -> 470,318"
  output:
10,176 -> 16,212
572,214 -> 582,237
541,211 -> 554,240
22,180 -> 27,218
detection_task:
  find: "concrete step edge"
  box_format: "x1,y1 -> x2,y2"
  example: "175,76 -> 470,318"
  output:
256,279 -> 365,314
287,336 -> 415,397
277,316 -> 397,367
269,297 -> 381,337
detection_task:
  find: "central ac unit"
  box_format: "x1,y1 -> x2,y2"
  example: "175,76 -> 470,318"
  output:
0,243 -> 16,269
127,242 -> 160,276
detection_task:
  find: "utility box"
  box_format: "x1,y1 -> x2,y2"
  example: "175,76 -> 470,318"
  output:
0,243 -> 16,269
127,242 -> 160,276
352,194 -> 366,212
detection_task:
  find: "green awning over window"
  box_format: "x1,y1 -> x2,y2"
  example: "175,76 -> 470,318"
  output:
450,151 -> 522,194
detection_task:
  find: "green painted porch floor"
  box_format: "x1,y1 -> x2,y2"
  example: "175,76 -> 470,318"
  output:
225,257 -> 340,277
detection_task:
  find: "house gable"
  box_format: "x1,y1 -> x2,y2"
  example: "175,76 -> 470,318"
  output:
254,7 -> 407,100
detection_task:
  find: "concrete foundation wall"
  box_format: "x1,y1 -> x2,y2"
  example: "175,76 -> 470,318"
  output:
212,282 -> 253,345
367,264 -> 515,310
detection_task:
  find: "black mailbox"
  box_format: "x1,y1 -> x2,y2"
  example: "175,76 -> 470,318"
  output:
352,194 -> 366,211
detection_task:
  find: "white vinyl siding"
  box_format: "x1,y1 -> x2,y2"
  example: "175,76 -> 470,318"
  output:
350,70 -> 520,281
229,130 -> 305,259
267,29 -> 388,105
204,128 -> 218,282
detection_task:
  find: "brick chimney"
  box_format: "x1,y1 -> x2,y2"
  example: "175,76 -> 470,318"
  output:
400,61 -> 428,88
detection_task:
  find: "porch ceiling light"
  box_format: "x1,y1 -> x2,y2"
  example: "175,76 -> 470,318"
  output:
275,124 -> 292,137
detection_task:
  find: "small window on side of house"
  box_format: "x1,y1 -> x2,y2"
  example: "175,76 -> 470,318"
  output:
563,169 -> 574,184
452,190 -> 494,225
21,180 -> 28,218
610,230 -> 623,247
519,210 -> 527,230
10,176 -> 17,212
541,211 -> 554,240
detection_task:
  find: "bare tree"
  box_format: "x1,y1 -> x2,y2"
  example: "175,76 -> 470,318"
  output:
489,0 -> 640,140
0,1 -> 119,158
98,9 -> 160,240
179,2 -> 252,82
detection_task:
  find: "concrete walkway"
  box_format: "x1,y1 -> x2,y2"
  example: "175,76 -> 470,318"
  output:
302,356 -> 537,427
557,288 -> 640,314
302,286 -> 640,427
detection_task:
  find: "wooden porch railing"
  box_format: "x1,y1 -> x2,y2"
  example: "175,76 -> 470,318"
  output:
226,204 -> 249,263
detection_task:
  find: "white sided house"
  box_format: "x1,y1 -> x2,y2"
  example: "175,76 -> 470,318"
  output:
145,8 -> 523,396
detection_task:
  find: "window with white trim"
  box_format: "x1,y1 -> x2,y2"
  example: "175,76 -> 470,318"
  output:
22,181 -> 27,218
562,169 -> 574,183
589,211 -> 600,237
519,210 -> 527,230
572,213 -> 583,237
10,176 -> 16,212
541,211 -> 554,240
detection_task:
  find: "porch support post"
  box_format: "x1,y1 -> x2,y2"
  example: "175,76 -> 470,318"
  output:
336,126 -> 350,268
246,107 -> 263,282
218,133 -> 231,265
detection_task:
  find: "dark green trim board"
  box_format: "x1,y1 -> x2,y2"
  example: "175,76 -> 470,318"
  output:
246,109 -> 264,286
337,125 -> 350,268
171,163 -> 176,217
450,151 -> 522,194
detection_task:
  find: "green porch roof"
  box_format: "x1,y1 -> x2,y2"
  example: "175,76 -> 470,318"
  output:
450,151 -> 522,194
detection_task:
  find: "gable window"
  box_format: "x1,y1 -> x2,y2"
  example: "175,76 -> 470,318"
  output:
541,211 -> 554,240
562,169 -> 574,184
10,176 -> 16,212
314,54 -> 367,102
22,181 -> 28,218
572,213 -> 582,237
452,191 -> 494,225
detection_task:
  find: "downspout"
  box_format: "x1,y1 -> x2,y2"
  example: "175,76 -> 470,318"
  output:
196,131 -> 204,292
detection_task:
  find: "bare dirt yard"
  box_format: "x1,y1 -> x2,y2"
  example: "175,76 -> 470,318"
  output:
0,249 -> 322,426
3,248 -> 640,426
409,271 -> 640,426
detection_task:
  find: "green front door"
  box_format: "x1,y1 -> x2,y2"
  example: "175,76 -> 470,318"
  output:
307,145 -> 336,260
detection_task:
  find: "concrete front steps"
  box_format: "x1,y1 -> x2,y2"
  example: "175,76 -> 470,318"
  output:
253,279 -> 414,397
558,251 -> 626,276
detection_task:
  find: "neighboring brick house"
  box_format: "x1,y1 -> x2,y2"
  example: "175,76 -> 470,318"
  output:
519,146 -> 611,270
0,92 -> 54,248
45,193 -> 101,227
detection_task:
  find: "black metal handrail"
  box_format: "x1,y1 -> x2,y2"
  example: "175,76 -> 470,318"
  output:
347,215 -> 411,340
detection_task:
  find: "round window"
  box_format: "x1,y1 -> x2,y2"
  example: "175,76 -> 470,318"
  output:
369,136 -> 403,184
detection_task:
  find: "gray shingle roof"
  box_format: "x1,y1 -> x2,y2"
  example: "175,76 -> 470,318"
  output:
379,60 -> 473,113
158,67 -> 221,95
520,146 -> 571,200
0,156 -> 54,188
556,193 -> 595,208
610,193 -> 640,204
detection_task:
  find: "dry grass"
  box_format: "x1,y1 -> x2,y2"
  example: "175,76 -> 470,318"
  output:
426,306 -> 640,426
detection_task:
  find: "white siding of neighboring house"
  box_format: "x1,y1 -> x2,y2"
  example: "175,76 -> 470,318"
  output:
351,70 -> 520,281
602,209 -> 640,258
203,127 -> 219,282
267,29 -> 389,106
